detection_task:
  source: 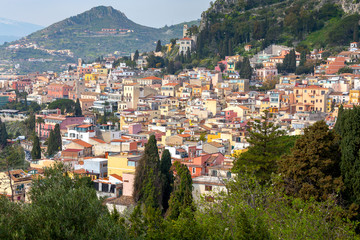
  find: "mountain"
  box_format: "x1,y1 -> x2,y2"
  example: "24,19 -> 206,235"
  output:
196,0 -> 360,59
0,18 -> 43,44
1,6 -> 199,61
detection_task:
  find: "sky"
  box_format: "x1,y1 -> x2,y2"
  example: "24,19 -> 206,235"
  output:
0,0 -> 213,28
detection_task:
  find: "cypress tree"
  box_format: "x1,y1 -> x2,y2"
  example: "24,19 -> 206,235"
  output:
289,49 -> 297,73
186,48 -> 191,63
300,51 -> 306,66
74,98 -> 82,117
54,124 -> 62,152
0,119 -> 8,149
134,50 -> 139,61
354,23 -> 359,42
133,135 -> 162,208
278,121 -> 343,201
240,57 -> 252,80
47,130 -> 56,157
167,61 -> 175,75
166,161 -> 194,220
160,149 -> 173,212
31,134 -> 41,160
155,40 -> 162,52
334,106 -> 360,204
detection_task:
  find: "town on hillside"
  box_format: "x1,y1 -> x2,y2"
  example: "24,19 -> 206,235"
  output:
1,17 -> 360,237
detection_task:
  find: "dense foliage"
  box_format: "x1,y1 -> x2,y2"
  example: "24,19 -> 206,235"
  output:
233,111 -> 290,181
48,99 -> 76,114
133,135 -> 162,208
0,164 -> 129,240
278,121 -> 343,201
197,1 -> 358,59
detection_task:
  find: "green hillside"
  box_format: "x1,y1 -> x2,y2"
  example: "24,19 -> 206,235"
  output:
196,0 -> 360,59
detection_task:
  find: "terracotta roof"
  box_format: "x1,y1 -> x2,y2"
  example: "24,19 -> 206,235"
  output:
77,124 -> 92,128
72,139 -> 93,148
180,37 -> 193,41
90,137 -> 106,143
178,134 -> 191,138
73,169 -> 86,174
208,142 -> 224,148
141,76 -> 162,80
110,174 -> 123,181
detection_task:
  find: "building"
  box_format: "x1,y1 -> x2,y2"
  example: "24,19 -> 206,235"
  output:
178,37 -> 196,54
0,170 -> 32,202
107,153 -> 142,177
292,85 -> 330,113
47,83 -> 73,99
36,115 -> 85,139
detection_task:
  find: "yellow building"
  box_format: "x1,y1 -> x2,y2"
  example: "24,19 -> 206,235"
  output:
349,90 -> 360,105
260,99 -> 270,112
232,148 -> 248,157
204,99 -> 218,116
84,73 -> 99,82
159,104 -> 170,116
192,86 -> 202,96
208,132 -> 221,143
108,153 -> 142,177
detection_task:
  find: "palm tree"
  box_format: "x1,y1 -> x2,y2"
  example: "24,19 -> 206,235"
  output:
36,117 -> 45,138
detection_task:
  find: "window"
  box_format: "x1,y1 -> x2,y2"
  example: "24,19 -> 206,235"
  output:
227,172 -> 232,178
205,185 -> 212,191
212,170 -> 217,177
127,161 -> 136,167
192,168 -> 196,174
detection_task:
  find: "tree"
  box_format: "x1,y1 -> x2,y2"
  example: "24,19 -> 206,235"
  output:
219,63 -> 226,73
278,121 -> 343,201
334,106 -> 360,204
155,40 -> 162,52
134,50 -> 139,61
133,135 -> 162,208
338,67 -> 353,74
48,99 -> 75,114
0,119 -> 8,149
233,111 -> 287,181
300,51 -> 307,66
0,163 -> 129,239
166,161 -> 194,220
46,130 -> 57,157
240,57 -> 252,80
74,98 -> 82,117
36,117 -> 44,138
31,134 -> 41,160
167,60 -> 175,74
354,23 -> 359,42
160,150 -> 173,213
54,124 -> 62,152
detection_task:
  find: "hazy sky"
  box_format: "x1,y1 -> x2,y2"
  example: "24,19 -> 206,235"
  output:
0,0 -> 213,27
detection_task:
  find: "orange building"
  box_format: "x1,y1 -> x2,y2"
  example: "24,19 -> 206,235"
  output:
292,85 -> 329,112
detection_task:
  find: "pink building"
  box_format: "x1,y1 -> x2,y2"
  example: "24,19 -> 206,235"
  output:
36,114 -> 85,139
47,84 -> 73,99
128,123 -> 142,134
215,60 -> 228,72
223,110 -> 237,120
